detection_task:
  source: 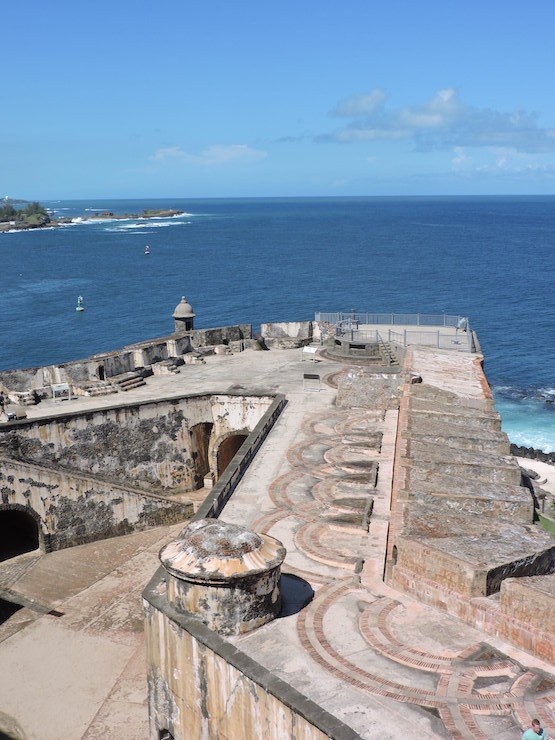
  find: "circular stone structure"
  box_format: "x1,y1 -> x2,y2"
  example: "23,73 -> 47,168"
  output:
159,518 -> 286,635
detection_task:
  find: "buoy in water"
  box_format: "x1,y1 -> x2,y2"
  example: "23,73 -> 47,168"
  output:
76,296 -> 85,312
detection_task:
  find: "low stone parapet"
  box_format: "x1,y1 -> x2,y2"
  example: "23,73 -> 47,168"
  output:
499,575 -> 555,634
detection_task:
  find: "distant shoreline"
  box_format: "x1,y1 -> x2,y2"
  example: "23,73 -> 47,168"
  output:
0,208 -> 184,233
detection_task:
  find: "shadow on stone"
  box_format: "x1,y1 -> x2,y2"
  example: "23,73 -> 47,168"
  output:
0,598 -> 23,626
278,573 -> 314,617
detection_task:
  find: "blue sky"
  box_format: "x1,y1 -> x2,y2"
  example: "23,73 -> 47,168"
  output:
3,0 -> 555,199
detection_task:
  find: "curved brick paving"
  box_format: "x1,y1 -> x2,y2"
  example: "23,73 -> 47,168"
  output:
247,390 -> 555,738
267,407 -> 380,572
297,578 -> 555,739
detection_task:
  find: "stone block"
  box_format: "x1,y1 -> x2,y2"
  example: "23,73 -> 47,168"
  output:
499,575 -> 555,633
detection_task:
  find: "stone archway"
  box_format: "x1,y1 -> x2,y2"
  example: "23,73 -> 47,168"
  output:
0,506 -> 41,562
216,434 -> 248,478
190,422 -> 214,489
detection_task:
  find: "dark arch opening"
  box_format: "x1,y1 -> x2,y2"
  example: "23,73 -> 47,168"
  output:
190,422 -> 213,489
0,509 -> 40,562
217,434 -> 248,478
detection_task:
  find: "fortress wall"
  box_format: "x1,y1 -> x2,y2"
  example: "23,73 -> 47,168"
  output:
260,321 -> 313,348
142,393 -> 356,739
143,573 -> 355,740
395,536 -> 487,596
0,324 -> 252,392
0,457 -> 192,551
0,393 -> 275,494
499,575 -> 555,634
387,349 -> 555,661
198,395 -> 287,520
190,324 -> 251,348
409,490 -> 532,523
391,565 -> 555,663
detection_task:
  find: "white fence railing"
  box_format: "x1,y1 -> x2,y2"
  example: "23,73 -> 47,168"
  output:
316,312 -> 473,353
316,311 -> 466,328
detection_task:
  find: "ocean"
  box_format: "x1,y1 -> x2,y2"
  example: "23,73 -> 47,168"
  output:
1,196 -> 554,451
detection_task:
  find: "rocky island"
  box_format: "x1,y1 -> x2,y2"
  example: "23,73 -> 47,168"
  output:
0,200 -> 52,231
71,208 -> 184,222
0,199 -> 184,232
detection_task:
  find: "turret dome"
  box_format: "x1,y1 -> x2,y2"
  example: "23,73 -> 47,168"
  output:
172,296 -> 195,320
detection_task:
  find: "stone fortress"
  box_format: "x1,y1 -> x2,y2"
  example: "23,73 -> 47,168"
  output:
0,301 -> 553,739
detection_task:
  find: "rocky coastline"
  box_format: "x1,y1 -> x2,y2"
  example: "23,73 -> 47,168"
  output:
511,443 -> 555,465
72,208 -> 183,222
0,208 -> 184,233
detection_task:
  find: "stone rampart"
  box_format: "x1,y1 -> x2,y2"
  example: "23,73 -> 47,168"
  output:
0,324 -> 252,397
0,392 -> 276,553
260,321 -> 313,348
143,569 -> 357,740
0,457 -> 192,551
0,393 -> 274,494
387,347 -> 555,660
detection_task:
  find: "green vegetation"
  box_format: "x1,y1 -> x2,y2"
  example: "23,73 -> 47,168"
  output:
0,201 -> 183,232
0,200 -> 51,229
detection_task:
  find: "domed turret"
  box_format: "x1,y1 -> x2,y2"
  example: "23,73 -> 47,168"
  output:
172,296 -> 195,334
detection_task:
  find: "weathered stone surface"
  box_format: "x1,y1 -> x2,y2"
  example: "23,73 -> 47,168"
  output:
336,370 -> 401,409
0,457 -> 192,551
261,321 -> 313,341
409,488 -> 532,524
390,347 -> 555,613
0,394 -> 274,494
396,524 -> 555,596
0,393 -> 275,553
403,468 -> 527,499
500,574 -> 555,632
405,440 -> 514,466
160,519 -> 286,636
406,430 -> 510,455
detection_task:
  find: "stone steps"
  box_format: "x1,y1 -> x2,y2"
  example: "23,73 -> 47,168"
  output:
382,342 -> 400,367
77,380 -> 118,397
111,372 -> 147,392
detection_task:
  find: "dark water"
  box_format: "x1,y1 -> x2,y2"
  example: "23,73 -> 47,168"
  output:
1,196 -> 554,449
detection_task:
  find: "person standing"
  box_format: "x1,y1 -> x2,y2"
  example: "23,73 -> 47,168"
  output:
522,718 -> 548,739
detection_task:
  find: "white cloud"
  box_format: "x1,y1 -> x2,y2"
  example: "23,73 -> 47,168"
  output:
336,127 -> 408,142
331,89 -> 387,117
151,144 -> 267,166
151,146 -> 187,162
451,147 -> 468,167
323,88 -> 555,153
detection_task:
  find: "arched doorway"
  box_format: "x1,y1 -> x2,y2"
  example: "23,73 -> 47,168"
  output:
217,434 -> 248,478
0,508 -> 40,562
190,422 -> 213,489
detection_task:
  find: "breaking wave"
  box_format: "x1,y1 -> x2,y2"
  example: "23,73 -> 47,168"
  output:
493,387 -> 555,453
104,221 -> 191,232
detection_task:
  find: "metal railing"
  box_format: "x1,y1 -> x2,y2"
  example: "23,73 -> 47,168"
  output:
316,311 -> 466,328
317,312 -> 474,353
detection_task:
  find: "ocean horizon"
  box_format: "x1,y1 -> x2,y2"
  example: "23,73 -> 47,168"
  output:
1,195 -> 555,451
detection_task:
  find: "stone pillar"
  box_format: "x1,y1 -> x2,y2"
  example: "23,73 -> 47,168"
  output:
159,518 -> 286,635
